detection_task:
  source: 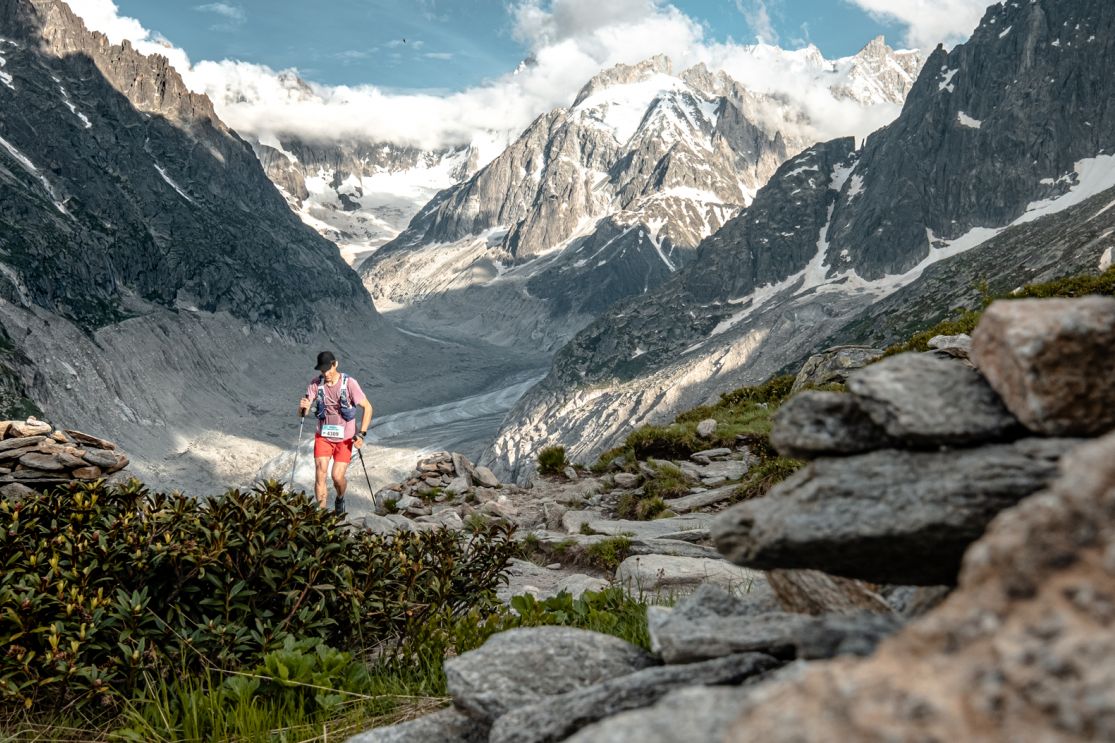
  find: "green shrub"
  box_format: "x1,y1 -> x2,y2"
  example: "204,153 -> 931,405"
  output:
624,426 -> 700,460
583,537 -> 633,572
537,446 -> 568,476
0,479 -> 516,711
643,464 -> 692,501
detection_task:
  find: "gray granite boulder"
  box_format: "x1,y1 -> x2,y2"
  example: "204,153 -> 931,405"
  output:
712,438 -> 1079,585
444,627 -> 657,721
771,391 -> 893,459
846,352 -> 1022,446
344,707 -> 487,742
488,652 -> 780,743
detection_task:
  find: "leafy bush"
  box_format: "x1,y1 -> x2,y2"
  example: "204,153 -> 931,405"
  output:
537,446 -> 569,476
0,479 -> 516,711
510,588 -> 650,649
732,457 -> 805,502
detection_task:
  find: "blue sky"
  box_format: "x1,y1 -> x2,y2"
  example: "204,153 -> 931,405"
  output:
112,0 -> 910,91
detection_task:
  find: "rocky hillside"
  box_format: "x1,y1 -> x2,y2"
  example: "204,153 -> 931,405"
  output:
349,295 -> 1115,742
0,0 -> 369,332
0,0 -> 525,493
487,0 -> 1115,481
359,42 -> 921,352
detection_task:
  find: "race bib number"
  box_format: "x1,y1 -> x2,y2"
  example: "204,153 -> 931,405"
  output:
320,424 -> 345,440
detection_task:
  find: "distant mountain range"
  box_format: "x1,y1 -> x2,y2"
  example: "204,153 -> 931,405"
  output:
485,0 -> 1115,481
355,40 -> 922,352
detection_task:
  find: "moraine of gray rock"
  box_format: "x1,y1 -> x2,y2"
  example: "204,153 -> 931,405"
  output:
971,297 -> 1115,437
548,574 -> 610,600
712,438 -> 1080,585
846,352 -> 1022,446
791,345 -> 884,393
562,685 -> 757,743
771,391 -> 893,459
488,652 -> 781,743
444,626 -> 657,722
344,707 -> 487,743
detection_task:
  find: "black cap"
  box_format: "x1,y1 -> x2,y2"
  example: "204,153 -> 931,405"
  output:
315,351 -> 337,372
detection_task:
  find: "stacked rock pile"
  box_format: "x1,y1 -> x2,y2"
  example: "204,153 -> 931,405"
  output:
346,295 -> 1115,742
0,417 -> 128,499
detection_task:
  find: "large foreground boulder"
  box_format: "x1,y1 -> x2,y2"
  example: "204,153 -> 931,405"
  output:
444,626 -> 656,721
971,296 -> 1115,437
712,438 -> 1078,585
488,652 -> 780,743
345,707 -> 488,742
723,431 -> 1115,741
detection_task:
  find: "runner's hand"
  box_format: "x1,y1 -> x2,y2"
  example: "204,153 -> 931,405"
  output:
353,436 -> 364,450
298,397 -> 310,416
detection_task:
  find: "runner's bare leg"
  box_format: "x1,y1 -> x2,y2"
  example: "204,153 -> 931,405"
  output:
332,460 -> 349,504
314,457 -> 330,508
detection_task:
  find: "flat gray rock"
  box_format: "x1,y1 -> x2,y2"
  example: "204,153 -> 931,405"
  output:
616,554 -> 764,598
488,652 -> 780,743
846,352 -> 1022,446
562,685 -> 754,743
771,391 -> 893,459
712,438 -> 1079,585
662,484 -> 737,513
344,707 -> 487,742
626,538 -> 721,559
445,627 -> 656,721
649,604 -> 899,665
585,514 -> 713,540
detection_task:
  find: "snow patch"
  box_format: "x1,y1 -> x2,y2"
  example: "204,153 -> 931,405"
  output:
957,112 -> 982,129
999,26 -> 1013,38
1100,245 -> 1113,272
0,53 -> 12,90
938,68 -> 959,93
0,135 -> 70,216
58,85 -> 93,128
154,163 -> 196,205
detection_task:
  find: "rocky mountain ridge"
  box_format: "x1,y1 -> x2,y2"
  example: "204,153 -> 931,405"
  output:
486,0 -> 1115,481
359,42 -> 922,352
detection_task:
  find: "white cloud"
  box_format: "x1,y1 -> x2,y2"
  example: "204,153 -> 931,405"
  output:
845,0 -> 990,49
195,3 -> 245,22
65,0 -> 918,153
734,0 -> 779,45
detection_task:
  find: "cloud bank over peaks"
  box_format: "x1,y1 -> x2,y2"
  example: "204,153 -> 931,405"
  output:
62,0 -> 962,154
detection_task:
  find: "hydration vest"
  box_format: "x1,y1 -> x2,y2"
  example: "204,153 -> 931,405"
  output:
314,373 -> 357,422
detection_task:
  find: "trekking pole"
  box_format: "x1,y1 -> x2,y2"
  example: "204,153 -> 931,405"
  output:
348,447 -> 374,517
289,397 -> 308,493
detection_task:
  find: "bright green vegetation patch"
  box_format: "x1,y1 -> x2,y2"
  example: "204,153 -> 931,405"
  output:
885,267 -> 1115,356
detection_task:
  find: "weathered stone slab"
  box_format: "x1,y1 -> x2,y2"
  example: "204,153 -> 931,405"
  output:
771,391 -> 893,459
489,653 -> 780,743
662,484 -> 737,513
585,514 -> 713,541
712,438 -> 1079,585
564,685 -> 757,743
345,706 -> 488,742
0,436 -> 45,453
63,429 -> 115,450
791,345 -> 884,393
971,296 -> 1115,436
767,570 -> 892,616
846,352 -> 1021,446
444,627 -> 656,721
616,554 -> 764,597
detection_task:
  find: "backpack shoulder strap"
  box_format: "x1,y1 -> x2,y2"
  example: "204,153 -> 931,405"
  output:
339,374 -> 350,405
